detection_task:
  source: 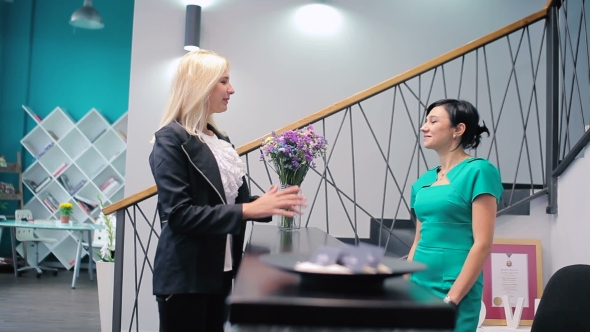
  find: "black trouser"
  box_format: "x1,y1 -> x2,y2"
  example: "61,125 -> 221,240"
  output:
156,271 -> 233,332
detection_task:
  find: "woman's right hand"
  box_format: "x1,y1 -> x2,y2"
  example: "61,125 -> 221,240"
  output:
242,185 -> 307,220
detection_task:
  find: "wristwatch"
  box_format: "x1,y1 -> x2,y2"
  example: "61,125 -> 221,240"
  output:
443,295 -> 457,308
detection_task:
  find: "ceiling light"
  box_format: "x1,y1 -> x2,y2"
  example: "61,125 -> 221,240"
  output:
184,5 -> 201,52
70,0 -> 104,30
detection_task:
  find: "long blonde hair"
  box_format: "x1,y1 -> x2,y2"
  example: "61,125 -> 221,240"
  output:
151,49 -> 229,142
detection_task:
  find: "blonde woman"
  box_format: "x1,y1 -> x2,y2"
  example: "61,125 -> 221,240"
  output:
149,50 -> 306,332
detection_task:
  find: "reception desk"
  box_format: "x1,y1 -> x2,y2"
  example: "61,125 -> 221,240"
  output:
227,225 -> 455,331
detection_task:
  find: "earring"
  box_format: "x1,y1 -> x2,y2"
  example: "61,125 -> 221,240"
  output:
453,134 -> 456,139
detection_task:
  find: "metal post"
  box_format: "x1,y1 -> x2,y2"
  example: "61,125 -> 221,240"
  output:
546,4 -> 560,214
112,208 -> 126,332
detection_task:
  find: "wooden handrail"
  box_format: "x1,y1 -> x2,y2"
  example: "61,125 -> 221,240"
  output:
103,5 -> 551,216
103,185 -> 157,215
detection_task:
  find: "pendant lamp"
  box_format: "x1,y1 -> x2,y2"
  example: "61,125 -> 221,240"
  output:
70,0 -> 104,30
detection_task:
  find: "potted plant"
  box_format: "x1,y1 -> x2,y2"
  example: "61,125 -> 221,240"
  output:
59,202 -> 73,223
95,196 -> 116,332
260,125 -> 328,230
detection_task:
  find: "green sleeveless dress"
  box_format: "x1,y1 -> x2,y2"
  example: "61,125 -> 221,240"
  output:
409,158 -> 503,332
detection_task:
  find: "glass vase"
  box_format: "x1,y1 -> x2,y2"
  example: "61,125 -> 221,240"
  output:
274,185 -> 302,231
277,229 -> 300,252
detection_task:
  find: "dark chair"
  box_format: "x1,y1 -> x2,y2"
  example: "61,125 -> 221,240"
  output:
530,264 -> 590,332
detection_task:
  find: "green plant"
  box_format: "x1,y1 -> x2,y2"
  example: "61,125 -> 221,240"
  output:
96,196 -> 115,262
59,202 -> 73,217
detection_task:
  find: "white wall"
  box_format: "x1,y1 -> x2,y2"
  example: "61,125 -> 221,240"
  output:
551,144 -> 590,269
125,0 -> 547,198
494,144 -> 590,287
123,1 -> 548,330
495,196 -> 554,286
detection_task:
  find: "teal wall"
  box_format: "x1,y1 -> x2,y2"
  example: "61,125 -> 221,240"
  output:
0,0 -> 134,161
0,0 -> 134,257
0,1 -> 34,251
0,1 -> 5,97
0,0 -> 32,163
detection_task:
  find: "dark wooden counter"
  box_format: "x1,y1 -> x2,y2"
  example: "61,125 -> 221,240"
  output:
227,225 -> 455,331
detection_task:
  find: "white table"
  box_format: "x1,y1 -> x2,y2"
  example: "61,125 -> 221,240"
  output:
0,219 -> 104,288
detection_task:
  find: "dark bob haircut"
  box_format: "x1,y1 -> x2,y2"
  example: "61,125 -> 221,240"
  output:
425,99 -> 490,150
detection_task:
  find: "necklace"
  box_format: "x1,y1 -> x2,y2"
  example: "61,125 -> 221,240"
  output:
437,155 -> 471,180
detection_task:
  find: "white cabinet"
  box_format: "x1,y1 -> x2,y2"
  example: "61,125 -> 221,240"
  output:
19,105 -> 127,269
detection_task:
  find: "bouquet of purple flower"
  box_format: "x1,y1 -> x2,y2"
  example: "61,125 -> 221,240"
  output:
260,125 -> 328,187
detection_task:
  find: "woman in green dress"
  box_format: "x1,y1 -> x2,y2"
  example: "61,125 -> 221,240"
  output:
407,99 -> 503,332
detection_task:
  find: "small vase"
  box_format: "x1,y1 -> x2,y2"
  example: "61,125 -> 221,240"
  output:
278,229 -> 300,252
60,215 -> 70,223
274,184 -> 302,231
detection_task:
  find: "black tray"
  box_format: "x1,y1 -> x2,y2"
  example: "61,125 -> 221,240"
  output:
259,252 -> 427,290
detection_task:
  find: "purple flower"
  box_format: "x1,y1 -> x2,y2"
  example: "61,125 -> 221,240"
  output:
259,125 -> 328,185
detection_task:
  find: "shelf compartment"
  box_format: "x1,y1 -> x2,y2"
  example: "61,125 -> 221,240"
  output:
111,150 -> 127,178
37,181 -> 70,215
73,185 -> 102,216
112,113 -> 128,143
37,146 -> 70,179
60,128 -> 91,161
70,198 -> 93,221
23,198 -> 52,220
40,107 -> 75,140
92,165 -> 123,199
109,185 -> 125,204
22,105 -> 43,124
22,162 -> 52,194
21,126 -> 54,159
56,165 -> 87,195
94,129 -> 126,162
50,232 -> 83,270
78,108 -> 110,143
75,147 -> 108,179
75,184 -> 103,206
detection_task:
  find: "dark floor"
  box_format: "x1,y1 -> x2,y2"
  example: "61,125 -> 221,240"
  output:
0,267 -> 100,332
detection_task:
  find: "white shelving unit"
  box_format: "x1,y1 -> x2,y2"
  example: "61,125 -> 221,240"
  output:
18,105 -> 127,269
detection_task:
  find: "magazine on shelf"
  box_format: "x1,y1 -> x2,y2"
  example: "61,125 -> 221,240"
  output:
53,163 -> 68,177
34,177 -> 52,193
69,180 -> 86,194
23,179 -> 38,191
99,176 -> 116,190
58,174 -> 72,192
102,180 -> 120,197
73,194 -> 98,207
75,199 -> 94,214
35,142 -> 54,159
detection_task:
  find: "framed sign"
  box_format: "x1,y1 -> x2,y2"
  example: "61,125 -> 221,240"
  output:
482,238 -> 543,326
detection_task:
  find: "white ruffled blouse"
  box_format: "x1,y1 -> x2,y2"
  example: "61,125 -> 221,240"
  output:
200,132 -> 247,271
